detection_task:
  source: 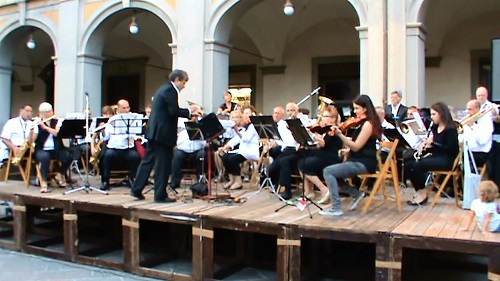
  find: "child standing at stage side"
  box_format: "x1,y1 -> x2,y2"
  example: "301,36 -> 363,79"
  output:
461,181 -> 500,233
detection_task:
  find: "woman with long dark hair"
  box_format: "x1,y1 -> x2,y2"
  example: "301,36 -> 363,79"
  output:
319,95 -> 382,216
405,102 -> 459,205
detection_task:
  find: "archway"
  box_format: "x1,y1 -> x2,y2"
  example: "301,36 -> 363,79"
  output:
0,23 -> 56,123
207,0 -> 364,114
80,3 -> 175,113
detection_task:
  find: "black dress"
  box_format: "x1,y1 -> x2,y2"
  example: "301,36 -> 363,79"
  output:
404,125 -> 459,190
298,133 -> 343,176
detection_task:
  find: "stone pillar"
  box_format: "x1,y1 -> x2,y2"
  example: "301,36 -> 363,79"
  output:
54,0 -> 79,115
387,0 -> 407,104
356,26 -> 369,98
0,67 -> 12,125
406,23 -> 426,107
203,40 -> 230,112
175,0 -> 206,110
76,54 -> 103,115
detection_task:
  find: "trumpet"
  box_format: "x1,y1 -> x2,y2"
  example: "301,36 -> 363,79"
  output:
457,103 -> 499,134
414,121 -> 433,161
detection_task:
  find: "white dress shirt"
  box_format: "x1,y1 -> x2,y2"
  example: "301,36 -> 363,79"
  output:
176,118 -> 205,153
391,103 -> 401,117
276,119 -> 299,150
481,100 -> 499,122
226,123 -> 260,161
1,117 -> 34,146
103,113 -> 142,149
459,115 -> 493,153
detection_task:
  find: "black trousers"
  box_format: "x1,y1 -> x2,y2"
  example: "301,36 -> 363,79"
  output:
132,141 -> 173,201
222,153 -> 246,175
35,149 -> 72,181
404,155 -> 454,191
489,141 -> 500,186
101,148 -> 140,183
269,148 -> 304,191
170,148 -> 207,187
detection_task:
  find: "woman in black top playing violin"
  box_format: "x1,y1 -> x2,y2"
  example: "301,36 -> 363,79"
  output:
319,95 -> 382,216
298,106 -> 343,204
405,102 -> 459,205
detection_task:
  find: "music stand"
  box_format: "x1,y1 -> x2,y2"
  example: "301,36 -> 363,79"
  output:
197,113 -> 226,200
64,93 -> 108,195
57,119 -> 87,183
275,119 -> 322,217
184,121 -> 208,184
248,116 -> 283,199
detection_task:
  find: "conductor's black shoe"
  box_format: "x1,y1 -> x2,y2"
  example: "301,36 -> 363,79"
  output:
154,197 -> 176,203
130,192 -> 145,201
100,182 -> 110,191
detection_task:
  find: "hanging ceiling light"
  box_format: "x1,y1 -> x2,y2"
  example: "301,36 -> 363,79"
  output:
283,0 -> 295,16
129,15 -> 139,34
26,33 -> 36,49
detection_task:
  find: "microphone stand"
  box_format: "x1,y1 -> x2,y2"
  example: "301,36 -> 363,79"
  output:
297,87 -> 321,107
64,93 -> 108,195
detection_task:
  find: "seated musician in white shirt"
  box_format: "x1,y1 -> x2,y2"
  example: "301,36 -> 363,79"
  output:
460,99 -> 494,169
99,99 -> 141,191
268,102 -> 304,199
170,108 -> 207,189
476,86 -> 499,122
1,104 -> 35,163
33,102 -> 72,192
219,110 -> 260,190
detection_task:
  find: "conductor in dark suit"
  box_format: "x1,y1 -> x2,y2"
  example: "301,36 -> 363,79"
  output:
385,90 -> 408,126
131,69 -> 191,203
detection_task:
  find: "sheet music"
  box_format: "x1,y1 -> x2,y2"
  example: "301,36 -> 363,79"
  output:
412,112 -> 426,131
108,113 -> 144,135
220,119 -> 236,139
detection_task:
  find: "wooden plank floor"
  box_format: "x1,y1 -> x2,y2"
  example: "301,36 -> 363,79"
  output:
1,178 -> 499,245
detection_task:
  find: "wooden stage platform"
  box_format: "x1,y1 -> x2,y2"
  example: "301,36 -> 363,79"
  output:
0,178 -> 498,281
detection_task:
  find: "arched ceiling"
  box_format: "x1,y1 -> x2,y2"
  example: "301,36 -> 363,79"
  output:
228,0 -> 359,64
424,0 -> 500,56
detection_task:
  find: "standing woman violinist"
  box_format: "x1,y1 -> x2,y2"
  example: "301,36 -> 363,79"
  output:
298,106 -> 343,204
220,110 -> 260,190
404,102 -> 459,205
319,95 -> 382,216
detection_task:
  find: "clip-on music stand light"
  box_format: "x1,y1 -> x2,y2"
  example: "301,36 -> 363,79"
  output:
248,115 -> 283,199
62,119 -> 108,195
275,119 -> 323,218
197,113 -> 227,200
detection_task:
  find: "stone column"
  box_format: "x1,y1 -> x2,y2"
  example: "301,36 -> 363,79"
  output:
0,67 -> 12,125
387,0 -> 407,104
76,54 -> 103,115
406,23 -> 426,107
175,0 -> 206,110
356,26 -> 369,98
203,40 -> 230,111
54,0 -> 79,115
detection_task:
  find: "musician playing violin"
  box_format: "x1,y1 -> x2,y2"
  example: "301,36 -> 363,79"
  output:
298,106 -> 343,204
404,102 -> 458,206
318,95 -> 382,216
219,110 -> 259,190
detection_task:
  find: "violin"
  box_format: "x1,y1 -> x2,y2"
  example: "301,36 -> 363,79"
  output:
338,116 -> 366,133
309,124 -> 332,135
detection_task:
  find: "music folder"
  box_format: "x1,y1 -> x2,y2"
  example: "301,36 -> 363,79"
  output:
250,115 -> 281,141
198,113 -> 225,142
383,128 -> 410,148
184,121 -> 204,141
285,119 -> 316,148
58,119 -> 86,139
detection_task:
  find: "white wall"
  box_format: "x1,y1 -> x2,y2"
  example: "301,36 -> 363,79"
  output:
426,13 -> 499,108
